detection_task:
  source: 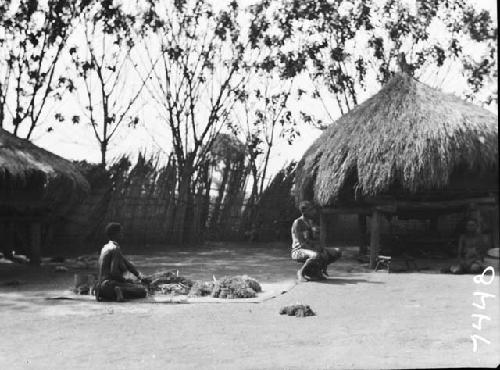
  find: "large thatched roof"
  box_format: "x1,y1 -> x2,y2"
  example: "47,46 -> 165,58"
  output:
295,73 -> 498,207
0,128 -> 90,212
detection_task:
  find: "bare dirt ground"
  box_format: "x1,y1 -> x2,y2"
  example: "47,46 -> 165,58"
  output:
1,242 -> 499,369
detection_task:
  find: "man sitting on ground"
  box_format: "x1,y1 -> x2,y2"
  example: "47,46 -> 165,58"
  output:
449,219 -> 487,274
95,222 -> 147,302
291,201 -> 341,281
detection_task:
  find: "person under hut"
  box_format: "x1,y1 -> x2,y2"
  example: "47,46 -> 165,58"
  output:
95,222 -> 148,302
291,201 -> 341,281
448,219 -> 488,274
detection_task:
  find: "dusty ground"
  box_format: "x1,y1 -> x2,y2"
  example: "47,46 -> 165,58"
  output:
1,242 -> 499,369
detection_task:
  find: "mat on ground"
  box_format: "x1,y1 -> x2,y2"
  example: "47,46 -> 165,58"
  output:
45,281 -> 297,304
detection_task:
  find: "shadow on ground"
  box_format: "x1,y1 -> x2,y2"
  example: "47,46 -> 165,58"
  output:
316,277 -> 384,285
0,241 -> 466,296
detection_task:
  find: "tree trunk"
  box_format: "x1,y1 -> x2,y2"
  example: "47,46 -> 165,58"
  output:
240,165 -> 259,236
259,147 -> 272,196
0,97 -> 5,129
199,161 -> 211,240
219,159 -> 246,239
162,158 -> 177,242
208,160 -> 230,237
358,214 -> 368,255
100,141 -> 107,167
248,167 -> 259,220
172,170 -> 191,245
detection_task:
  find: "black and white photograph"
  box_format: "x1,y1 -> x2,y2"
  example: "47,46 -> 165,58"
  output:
0,0 -> 498,369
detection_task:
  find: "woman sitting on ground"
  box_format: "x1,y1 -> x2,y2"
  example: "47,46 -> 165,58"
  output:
449,219 -> 487,274
95,223 -> 148,302
291,201 -> 341,281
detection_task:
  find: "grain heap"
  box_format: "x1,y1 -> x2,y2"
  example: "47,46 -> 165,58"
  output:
210,275 -> 262,299
188,280 -> 214,297
145,270 -> 194,295
144,271 -> 262,299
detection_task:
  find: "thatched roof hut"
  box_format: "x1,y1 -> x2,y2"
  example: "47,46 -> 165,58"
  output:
295,73 -> 498,267
296,73 -> 498,206
0,128 -> 90,263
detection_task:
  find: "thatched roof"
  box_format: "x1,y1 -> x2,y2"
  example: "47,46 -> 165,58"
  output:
210,133 -> 246,162
295,73 -> 498,207
0,128 -> 90,213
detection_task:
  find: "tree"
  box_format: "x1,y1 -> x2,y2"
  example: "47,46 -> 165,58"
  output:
259,0 -> 497,122
134,0 -> 261,243
66,0 -> 150,166
206,133 -> 246,239
0,0 -> 82,138
232,75 -> 299,233
228,1 -> 302,232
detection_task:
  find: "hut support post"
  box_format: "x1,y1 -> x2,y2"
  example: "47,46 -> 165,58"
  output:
320,211 -> 327,249
358,214 -> 368,255
29,222 -> 42,266
369,210 -> 381,269
492,207 -> 499,249
1,222 -> 15,259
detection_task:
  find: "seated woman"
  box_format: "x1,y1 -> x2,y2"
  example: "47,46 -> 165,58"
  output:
95,223 -> 148,302
291,201 -> 341,281
450,219 -> 487,274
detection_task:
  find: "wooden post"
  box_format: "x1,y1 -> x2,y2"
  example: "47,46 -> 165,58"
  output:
2,222 -> 15,259
492,206 -> 499,249
29,222 -> 42,266
0,223 -> 6,257
320,211 -> 327,249
358,214 -> 368,255
369,209 -> 381,269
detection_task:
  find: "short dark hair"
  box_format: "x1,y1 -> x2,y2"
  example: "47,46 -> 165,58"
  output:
105,222 -> 122,240
299,201 -> 314,214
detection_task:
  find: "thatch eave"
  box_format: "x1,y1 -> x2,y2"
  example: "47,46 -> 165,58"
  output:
0,128 -> 90,215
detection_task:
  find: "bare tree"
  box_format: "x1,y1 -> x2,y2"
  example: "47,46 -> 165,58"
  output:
133,0 -> 261,243
66,1 -> 152,166
232,75 -> 299,234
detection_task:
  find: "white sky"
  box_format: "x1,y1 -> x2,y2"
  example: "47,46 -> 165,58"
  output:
21,0 -> 499,180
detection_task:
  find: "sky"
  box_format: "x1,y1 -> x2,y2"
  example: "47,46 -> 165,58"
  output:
12,0 -> 500,181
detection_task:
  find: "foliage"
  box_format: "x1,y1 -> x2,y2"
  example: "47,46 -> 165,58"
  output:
65,0 -> 146,165
256,0 -> 497,120
134,0 -> 254,176
132,0 -> 264,243
0,0 -> 83,137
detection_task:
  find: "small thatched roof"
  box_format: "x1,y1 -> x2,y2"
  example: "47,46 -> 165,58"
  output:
295,73 -> 498,207
0,128 -> 90,213
209,133 -> 246,162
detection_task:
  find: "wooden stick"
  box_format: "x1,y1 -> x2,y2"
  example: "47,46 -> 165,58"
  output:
369,210 -> 381,269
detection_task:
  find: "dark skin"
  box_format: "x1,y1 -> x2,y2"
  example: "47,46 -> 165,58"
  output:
108,229 -> 144,301
453,220 -> 487,274
297,205 -> 329,281
301,206 -> 320,250
457,221 -> 485,265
